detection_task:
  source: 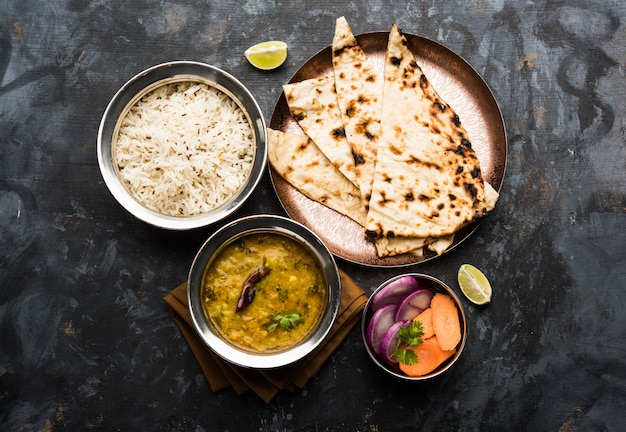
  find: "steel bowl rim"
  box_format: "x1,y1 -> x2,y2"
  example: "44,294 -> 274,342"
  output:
96,60 -> 267,230
361,272 -> 467,381
187,214 -> 342,369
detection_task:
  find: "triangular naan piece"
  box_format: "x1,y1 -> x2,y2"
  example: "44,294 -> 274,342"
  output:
365,24 -> 498,239
332,16 -> 384,210
374,235 -> 431,258
374,233 -> 454,258
483,181 -> 499,213
426,234 -> 455,256
282,75 -> 359,188
267,129 -> 367,226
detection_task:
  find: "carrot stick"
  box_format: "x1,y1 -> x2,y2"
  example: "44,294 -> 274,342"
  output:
412,307 -> 434,339
430,293 -> 461,351
398,336 -> 455,377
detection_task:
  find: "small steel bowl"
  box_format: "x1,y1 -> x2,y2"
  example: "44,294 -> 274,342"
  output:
361,273 -> 467,381
188,215 -> 342,369
97,61 -> 267,230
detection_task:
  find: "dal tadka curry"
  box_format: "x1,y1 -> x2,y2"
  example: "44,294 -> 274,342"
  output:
201,232 -> 327,353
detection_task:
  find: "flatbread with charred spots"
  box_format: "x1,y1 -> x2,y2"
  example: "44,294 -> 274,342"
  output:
364,24 -> 498,241
332,16 -> 384,211
282,75 -> 359,189
270,18 -> 500,260
267,128 -> 368,226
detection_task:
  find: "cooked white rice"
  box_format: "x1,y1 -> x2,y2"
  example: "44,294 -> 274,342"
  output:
114,81 -> 255,216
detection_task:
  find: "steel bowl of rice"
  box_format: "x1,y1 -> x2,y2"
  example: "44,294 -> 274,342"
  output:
97,61 -> 267,230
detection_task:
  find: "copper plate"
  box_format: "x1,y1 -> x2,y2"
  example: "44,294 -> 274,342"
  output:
269,32 -> 507,267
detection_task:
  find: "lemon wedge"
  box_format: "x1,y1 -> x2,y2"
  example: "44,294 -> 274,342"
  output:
244,41 -> 288,70
457,264 -> 492,305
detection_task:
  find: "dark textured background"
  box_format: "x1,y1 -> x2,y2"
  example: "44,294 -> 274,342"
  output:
1,1 -> 625,430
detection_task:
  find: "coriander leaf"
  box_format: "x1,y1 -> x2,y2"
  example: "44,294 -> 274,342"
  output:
392,320 -> 425,365
267,311 -> 302,332
396,348 -> 418,366
399,320 -> 424,347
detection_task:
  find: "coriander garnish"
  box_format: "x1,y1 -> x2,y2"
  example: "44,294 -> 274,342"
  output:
393,320 -> 424,365
267,311 -> 302,332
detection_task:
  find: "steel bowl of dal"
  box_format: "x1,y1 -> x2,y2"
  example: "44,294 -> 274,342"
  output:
187,214 -> 342,369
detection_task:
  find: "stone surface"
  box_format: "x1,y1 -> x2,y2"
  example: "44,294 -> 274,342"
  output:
1,0 -> 625,430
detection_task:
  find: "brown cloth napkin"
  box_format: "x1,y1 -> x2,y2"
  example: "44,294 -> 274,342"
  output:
163,269 -> 367,403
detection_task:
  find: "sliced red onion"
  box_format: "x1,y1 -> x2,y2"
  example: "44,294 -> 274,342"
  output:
394,289 -> 434,322
365,304 -> 396,354
370,276 -> 419,312
378,320 -> 409,364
